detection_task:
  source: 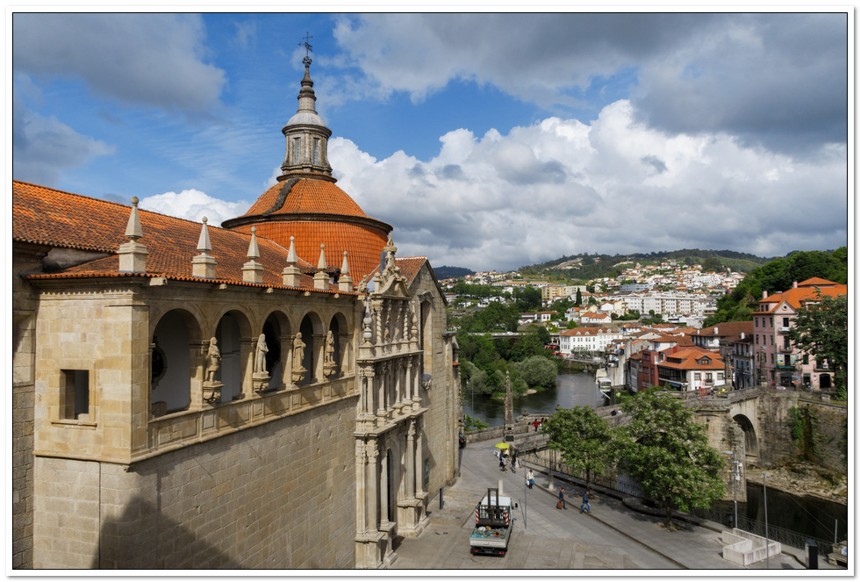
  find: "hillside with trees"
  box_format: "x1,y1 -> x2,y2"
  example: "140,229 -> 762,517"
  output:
704,247 -> 848,326
519,249 -> 768,281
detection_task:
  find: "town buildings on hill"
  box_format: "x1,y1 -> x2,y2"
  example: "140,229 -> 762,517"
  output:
12,57 -> 459,569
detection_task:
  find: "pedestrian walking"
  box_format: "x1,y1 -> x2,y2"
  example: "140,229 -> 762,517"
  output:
526,469 -> 535,490
557,487 -> 566,510
499,456 -> 506,472
532,418 -> 540,432
580,490 -> 591,514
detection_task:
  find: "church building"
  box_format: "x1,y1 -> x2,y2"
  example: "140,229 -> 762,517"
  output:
12,53 -> 461,569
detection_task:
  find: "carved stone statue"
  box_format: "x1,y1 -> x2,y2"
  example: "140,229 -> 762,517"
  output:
254,333 -> 268,375
323,330 -> 336,377
292,333 -> 306,369
205,337 -> 221,383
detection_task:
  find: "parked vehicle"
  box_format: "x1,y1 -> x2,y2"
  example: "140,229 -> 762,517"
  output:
469,488 -> 513,556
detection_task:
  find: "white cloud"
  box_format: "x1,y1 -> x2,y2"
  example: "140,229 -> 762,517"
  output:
13,104 -> 114,185
13,13 -> 225,111
138,189 -> 251,228
332,13 -> 846,153
330,99 -> 846,271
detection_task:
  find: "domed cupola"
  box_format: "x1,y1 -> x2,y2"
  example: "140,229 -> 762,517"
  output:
279,51 -> 334,181
221,40 -> 392,280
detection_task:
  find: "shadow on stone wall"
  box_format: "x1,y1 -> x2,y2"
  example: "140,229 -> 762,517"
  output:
91,495 -> 242,569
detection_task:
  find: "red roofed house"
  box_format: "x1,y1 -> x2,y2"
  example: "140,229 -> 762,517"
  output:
12,59 -> 458,569
656,346 -> 727,392
753,278 -> 847,390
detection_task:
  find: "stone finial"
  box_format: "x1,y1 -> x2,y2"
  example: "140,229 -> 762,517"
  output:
317,243 -> 327,270
118,196 -> 148,273
197,217 -> 212,253
192,217 -> 217,278
287,235 -> 298,265
242,226 -> 264,284
125,196 -> 143,240
338,250 -> 353,292
314,243 -> 329,290
282,235 -> 302,287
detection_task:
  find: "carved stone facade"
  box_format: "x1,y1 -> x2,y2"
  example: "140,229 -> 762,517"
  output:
11,56 -> 459,570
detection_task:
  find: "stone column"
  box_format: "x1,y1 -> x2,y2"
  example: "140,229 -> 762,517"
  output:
240,337 -> 255,399
376,364 -> 386,420
355,440 -> 367,534
415,424 -> 425,495
366,441 -> 380,532
380,447 -> 389,524
406,421 -> 416,497
313,333 -> 326,383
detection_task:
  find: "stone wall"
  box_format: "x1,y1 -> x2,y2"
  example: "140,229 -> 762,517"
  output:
12,245 -> 44,569
412,266 -> 459,492
34,397 -> 357,569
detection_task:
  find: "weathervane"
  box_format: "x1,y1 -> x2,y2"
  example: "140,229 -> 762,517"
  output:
299,32 -> 314,67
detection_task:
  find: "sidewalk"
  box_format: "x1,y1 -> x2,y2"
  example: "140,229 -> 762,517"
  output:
389,442 -> 838,571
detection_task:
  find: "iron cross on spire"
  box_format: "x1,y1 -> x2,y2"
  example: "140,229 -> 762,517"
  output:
299,32 -> 313,67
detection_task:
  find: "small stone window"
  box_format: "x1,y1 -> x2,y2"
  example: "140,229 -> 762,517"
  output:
61,369 -> 90,420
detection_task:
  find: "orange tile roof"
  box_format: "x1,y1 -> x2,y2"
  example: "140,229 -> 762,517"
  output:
754,280 -> 846,314
695,321 -> 753,338
233,220 -> 388,280
241,178 -> 368,219
659,347 -> 724,371
13,180 -> 352,293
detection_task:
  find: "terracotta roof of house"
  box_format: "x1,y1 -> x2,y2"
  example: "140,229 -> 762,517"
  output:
659,347 -> 724,371
12,180 -> 352,292
754,278 -> 846,314
695,321 -> 754,338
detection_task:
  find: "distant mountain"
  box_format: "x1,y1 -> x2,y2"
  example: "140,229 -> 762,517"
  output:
519,249 -> 771,280
433,265 -> 475,280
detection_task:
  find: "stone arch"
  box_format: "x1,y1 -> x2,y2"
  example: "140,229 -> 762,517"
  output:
214,310 -> 253,402
150,309 -> 201,415
732,413 -> 759,462
261,310 -> 292,390
297,312 -> 324,384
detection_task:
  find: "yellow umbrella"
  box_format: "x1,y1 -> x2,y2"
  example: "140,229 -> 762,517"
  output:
495,442 -> 510,450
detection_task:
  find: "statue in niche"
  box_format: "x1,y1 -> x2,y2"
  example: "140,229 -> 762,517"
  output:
291,332 -> 307,383
205,337 -> 221,383
254,334 -> 268,376
323,330 -> 336,377
293,333 -> 306,368
202,336 -> 224,404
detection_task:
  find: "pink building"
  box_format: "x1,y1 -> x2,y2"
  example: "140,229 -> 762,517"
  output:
752,278 -> 847,390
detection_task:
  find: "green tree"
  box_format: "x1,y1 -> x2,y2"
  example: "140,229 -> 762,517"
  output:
701,256 -> 723,273
789,294 -> 848,400
618,391 -> 725,527
575,288 -> 583,306
542,406 -> 614,491
514,286 -> 543,311
513,356 -> 557,390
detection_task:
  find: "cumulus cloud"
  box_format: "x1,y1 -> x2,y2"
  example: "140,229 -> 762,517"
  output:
332,13 -> 846,154
13,13 -> 225,111
330,100 -> 846,271
138,189 -> 251,228
13,103 -> 114,185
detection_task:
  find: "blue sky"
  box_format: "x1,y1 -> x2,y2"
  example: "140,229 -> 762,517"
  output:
11,11 -> 849,271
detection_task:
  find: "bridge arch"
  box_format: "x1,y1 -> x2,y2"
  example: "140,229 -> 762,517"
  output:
732,413 -> 759,462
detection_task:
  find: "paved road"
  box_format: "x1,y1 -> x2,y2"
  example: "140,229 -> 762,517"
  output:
391,441 -> 826,572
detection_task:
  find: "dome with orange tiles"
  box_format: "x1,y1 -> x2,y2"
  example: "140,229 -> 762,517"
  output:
221,56 -> 391,280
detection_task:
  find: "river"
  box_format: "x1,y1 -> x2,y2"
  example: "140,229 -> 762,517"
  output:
462,372 -> 602,426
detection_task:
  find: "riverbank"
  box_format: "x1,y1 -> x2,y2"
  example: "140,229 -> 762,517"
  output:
745,463 -> 847,506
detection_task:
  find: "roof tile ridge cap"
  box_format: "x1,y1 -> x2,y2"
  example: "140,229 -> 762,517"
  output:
261,178 -> 299,216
